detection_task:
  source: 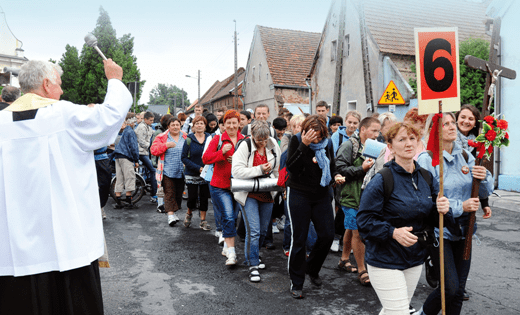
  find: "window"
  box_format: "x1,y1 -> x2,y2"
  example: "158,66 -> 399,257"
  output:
347,100 -> 357,112
331,40 -> 337,61
259,63 -> 262,81
344,34 -> 350,58
252,67 -> 256,83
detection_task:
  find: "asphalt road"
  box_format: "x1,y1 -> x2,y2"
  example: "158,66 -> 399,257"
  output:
100,199 -> 520,315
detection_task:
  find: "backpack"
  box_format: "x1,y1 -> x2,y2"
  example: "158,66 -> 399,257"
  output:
277,135 -> 292,188
378,166 -> 432,205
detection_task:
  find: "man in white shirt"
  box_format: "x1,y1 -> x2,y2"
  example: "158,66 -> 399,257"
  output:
182,104 -> 203,133
0,59 -> 132,314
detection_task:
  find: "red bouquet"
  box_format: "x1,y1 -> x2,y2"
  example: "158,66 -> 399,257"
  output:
468,114 -> 510,160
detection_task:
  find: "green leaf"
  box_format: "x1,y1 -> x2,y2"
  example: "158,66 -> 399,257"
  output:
475,135 -> 486,142
483,123 -> 491,132
503,138 -> 510,146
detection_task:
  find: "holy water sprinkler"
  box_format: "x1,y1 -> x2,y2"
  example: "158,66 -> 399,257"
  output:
84,33 -> 107,60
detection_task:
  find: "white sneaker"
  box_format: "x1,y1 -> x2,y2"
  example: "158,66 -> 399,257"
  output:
218,234 -> 225,245
215,230 -> 221,238
222,247 -> 228,257
172,212 -> 180,223
226,251 -> 237,265
272,223 -> 280,234
330,239 -> 340,252
276,217 -> 285,230
168,215 -> 176,227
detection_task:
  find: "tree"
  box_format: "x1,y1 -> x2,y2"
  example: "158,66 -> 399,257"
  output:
58,6 -> 145,108
408,37 -> 490,112
58,45 -> 82,103
149,83 -> 190,112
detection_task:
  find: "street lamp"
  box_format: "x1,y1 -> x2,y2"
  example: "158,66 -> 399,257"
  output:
186,70 -> 201,107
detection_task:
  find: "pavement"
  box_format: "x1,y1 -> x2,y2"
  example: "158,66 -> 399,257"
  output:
488,190 -> 520,213
99,192 -> 520,315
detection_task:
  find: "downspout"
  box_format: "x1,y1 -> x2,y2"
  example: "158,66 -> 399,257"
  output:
305,78 -> 312,114
495,38 -> 502,189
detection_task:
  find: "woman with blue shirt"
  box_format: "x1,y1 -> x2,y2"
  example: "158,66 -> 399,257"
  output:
415,112 -> 493,315
181,115 -> 211,230
358,123 -> 450,315
151,117 -> 187,227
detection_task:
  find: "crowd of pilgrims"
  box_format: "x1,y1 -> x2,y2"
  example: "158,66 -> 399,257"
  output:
108,101 -> 493,315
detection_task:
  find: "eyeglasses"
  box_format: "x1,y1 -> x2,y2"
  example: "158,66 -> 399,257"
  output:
253,138 -> 268,143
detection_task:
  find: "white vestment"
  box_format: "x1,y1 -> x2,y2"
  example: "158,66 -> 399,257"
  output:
0,79 -> 132,277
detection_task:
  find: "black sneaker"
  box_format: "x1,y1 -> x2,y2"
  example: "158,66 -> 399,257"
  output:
264,243 -> 276,250
463,290 -> 470,301
308,274 -> 323,287
409,305 -> 416,314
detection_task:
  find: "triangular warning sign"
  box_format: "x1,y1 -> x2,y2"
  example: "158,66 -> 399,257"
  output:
378,80 -> 405,105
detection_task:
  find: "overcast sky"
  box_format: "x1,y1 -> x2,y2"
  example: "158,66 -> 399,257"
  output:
1,0 -> 330,105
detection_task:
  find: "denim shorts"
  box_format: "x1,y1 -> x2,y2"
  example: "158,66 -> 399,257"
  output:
342,206 -> 358,230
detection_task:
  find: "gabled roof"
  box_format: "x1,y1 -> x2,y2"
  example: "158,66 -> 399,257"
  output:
200,68 -> 245,105
212,68 -> 245,101
258,26 -> 321,87
363,0 -> 490,56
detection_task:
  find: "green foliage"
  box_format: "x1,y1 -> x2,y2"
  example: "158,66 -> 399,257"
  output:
459,38 -> 489,112
408,38 -> 490,112
149,83 -> 191,113
58,6 -> 144,107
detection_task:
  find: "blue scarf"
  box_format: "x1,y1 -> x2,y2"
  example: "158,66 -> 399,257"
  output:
309,138 -> 331,187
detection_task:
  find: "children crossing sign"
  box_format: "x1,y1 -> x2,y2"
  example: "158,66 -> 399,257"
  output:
378,80 -> 405,105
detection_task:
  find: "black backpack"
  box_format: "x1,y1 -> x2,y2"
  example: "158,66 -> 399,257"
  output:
378,166 -> 432,205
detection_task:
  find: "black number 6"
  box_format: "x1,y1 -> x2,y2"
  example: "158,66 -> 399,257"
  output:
423,38 -> 454,92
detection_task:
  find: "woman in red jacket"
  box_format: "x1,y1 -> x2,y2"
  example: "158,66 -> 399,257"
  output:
203,110 -> 245,266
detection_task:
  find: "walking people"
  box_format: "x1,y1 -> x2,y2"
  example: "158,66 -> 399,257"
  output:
0,59 -> 131,314
150,117 -> 187,226
357,122 -> 450,315
331,110 -> 361,156
285,114 -> 345,299
232,120 -> 281,282
181,115 -> 211,230
113,112 -> 140,209
203,110 -> 245,266
415,112 -> 493,315
335,116 -> 381,286
135,111 -> 158,203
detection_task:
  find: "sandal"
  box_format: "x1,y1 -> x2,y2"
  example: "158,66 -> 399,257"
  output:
249,266 -> 260,282
358,270 -> 371,286
184,212 -> 193,227
338,259 -> 358,273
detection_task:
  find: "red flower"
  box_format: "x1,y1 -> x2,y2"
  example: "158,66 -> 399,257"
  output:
485,129 -> 497,141
484,116 -> 495,125
505,132 -> 509,139
497,119 -> 508,130
477,143 -> 486,159
487,145 -> 493,154
468,140 -> 479,148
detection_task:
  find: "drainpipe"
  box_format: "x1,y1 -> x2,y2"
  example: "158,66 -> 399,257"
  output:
305,77 -> 312,114
495,40 -> 502,189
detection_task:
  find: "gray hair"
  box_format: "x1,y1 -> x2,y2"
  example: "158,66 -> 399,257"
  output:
251,120 -> 270,139
18,60 -> 63,93
1,86 -> 21,103
378,112 -> 397,126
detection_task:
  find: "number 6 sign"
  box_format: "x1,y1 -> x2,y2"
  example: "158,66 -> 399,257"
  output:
414,28 -> 460,115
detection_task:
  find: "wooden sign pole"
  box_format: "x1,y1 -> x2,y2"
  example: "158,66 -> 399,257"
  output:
438,100 -> 446,315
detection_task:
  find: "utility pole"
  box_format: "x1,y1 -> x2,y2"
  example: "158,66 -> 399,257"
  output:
233,20 -> 238,110
198,70 -> 201,106
181,88 -> 185,110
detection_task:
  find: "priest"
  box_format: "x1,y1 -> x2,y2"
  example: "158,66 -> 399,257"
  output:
0,59 -> 132,314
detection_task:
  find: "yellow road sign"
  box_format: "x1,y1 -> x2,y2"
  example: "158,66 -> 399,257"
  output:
378,80 -> 405,105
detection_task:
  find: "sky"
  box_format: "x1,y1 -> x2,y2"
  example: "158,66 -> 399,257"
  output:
1,0 -> 330,105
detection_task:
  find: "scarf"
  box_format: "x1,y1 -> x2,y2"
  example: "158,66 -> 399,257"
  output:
3,93 -> 56,112
309,138 -> 331,187
427,113 -> 443,167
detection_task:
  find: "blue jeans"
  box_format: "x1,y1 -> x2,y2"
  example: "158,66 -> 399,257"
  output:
242,198 -> 273,266
139,155 -> 157,196
423,239 -> 471,315
209,186 -> 240,238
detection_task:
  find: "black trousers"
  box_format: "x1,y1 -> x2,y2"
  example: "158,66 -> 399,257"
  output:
287,187 -> 334,290
0,260 -> 103,315
187,183 -> 210,211
95,158 -> 111,208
